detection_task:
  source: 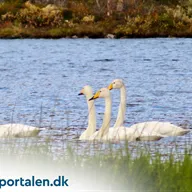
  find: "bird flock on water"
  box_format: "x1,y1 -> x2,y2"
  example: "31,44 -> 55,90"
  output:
0,79 -> 190,142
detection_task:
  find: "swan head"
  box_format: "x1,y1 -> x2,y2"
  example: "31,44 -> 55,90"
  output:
78,85 -> 93,100
108,79 -> 124,90
89,88 -> 110,101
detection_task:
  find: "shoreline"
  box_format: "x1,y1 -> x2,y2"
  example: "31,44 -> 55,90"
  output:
1,27 -> 192,39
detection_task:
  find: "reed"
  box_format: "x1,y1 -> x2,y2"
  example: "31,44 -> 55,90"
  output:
0,135 -> 191,191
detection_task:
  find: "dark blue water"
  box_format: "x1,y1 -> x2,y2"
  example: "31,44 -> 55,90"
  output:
0,38 -> 191,153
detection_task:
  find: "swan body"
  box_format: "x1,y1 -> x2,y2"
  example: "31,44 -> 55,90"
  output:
89,88 -> 164,141
89,126 -> 163,141
108,79 -> 190,136
128,121 -> 190,137
0,123 -> 40,138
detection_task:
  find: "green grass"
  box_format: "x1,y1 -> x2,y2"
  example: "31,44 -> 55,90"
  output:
0,138 -> 191,191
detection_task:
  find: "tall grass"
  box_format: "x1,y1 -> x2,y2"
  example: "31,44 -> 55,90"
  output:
0,136 -> 191,191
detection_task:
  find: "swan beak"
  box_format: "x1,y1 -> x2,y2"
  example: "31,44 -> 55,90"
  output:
78,89 -> 84,96
108,83 -> 113,90
89,91 -> 100,101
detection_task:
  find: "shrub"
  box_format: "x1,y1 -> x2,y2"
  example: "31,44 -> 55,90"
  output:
16,1 -> 64,27
66,1 -> 90,21
1,12 -> 16,22
0,0 -> 26,16
62,9 -> 73,20
82,15 -> 95,23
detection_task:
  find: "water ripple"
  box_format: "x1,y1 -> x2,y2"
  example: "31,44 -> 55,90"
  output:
0,38 -> 191,153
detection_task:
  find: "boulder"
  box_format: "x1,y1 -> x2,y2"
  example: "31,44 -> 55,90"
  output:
106,34 -> 115,39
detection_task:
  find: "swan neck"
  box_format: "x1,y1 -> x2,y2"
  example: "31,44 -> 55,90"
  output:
99,96 -> 111,137
114,84 -> 126,127
86,97 -> 96,134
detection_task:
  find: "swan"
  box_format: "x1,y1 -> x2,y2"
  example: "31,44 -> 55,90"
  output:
79,86 -> 162,141
78,86 -> 133,141
0,123 -> 40,138
108,79 -> 190,136
88,88 -> 164,141
78,85 -> 122,141
78,85 -> 96,140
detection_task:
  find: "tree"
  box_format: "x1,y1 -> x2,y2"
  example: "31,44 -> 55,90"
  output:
116,0 -> 124,11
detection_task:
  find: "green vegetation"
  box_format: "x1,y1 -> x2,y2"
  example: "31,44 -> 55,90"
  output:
0,0 -> 192,38
1,138 -> 192,191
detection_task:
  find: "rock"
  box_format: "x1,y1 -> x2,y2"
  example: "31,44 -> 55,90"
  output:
106,34 -> 115,39
72,35 -> 78,39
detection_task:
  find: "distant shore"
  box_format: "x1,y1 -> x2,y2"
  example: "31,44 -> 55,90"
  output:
1,24 -> 192,39
0,1 -> 192,39
1,27 -> 192,39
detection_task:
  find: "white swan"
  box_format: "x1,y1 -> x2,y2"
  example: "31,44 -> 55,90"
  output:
0,123 -> 40,138
79,86 -> 162,141
108,79 -> 190,136
78,85 -> 120,141
78,85 -> 96,140
88,88 -> 163,141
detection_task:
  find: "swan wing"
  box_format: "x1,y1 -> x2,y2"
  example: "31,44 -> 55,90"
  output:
128,121 -> 190,136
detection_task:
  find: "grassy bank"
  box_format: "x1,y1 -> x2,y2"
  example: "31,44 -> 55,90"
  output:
0,0 -> 192,38
1,138 -> 192,191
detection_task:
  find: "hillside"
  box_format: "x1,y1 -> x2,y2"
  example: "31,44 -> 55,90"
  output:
0,0 -> 192,38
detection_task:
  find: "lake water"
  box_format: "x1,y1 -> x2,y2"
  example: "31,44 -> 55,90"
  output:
0,38 -> 191,155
